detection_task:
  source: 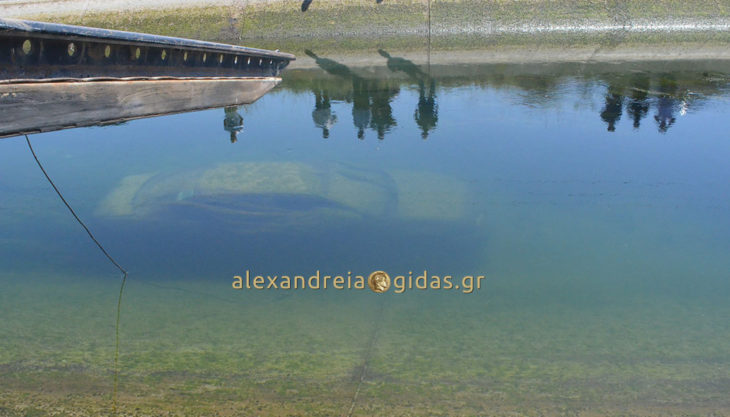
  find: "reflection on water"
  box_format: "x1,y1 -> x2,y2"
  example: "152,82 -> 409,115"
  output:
415,78 -> 438,138
306,49 -> 404,140
223,106 -> 244,143
601,75 -> 686,132
312,85 -> 336,138
627,75 -> 651,128
600,84 -> 624,131
1,58 -> 730,416
306,49 -> 439,139
301,51 -> 713,142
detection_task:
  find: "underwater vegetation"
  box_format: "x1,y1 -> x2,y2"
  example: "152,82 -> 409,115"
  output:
2,273 -> 730,416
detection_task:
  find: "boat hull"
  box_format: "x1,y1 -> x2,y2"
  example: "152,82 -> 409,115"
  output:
0,77 -> 280,138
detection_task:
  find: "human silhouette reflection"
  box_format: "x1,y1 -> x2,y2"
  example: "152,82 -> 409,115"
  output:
626,75 -> 650,129
352,77 -> 371,139
415,79 -> 438,139
655,97 -> 677,133
312,87 -> 337,138
594,74 -> 691,133
655,77 -> 678,133
378,49 -> 438,138
369,80 -> 399,139
223,106 -> 243,143
600,85 -> 624,132
306,49 -> 399,140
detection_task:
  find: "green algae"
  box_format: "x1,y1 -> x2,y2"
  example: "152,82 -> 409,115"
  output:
2,271 -> 730,415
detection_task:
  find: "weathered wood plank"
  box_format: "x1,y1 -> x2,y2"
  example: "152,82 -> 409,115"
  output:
0,77 -> 280,138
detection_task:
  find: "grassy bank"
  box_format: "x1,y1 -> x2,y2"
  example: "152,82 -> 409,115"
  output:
22,0 -> 730,59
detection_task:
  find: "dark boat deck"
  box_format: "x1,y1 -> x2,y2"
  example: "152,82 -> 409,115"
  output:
0,18 -> 294,81
0,18 -> 295,138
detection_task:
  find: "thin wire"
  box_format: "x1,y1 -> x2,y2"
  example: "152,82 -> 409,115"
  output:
25,134 -> 127,414
25,135 -> 127,275
345,298 -> 386,417
112,272 -> 126,414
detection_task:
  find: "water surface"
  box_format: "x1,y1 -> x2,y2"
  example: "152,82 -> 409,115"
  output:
1,55 -> 729,416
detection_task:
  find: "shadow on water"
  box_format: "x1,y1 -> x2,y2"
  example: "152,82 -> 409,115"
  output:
305,49 -> 440,140
378,49 -> 438,139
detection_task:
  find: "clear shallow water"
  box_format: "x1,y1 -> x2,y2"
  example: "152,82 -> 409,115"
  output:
1,56 -> 730,416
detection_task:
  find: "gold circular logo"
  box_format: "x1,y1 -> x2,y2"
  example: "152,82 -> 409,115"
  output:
368,270 -> 391,293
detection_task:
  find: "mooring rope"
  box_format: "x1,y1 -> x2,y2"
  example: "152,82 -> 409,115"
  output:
345,298 -> 386,417
25,135 -> 127,414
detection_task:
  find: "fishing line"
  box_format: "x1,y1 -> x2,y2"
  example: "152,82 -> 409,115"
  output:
345,297 -> 386,417
24,134 -> 127,414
